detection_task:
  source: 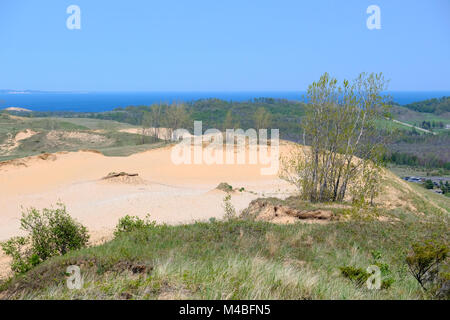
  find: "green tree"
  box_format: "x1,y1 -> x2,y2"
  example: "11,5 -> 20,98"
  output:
164,103 -> 191,140
223,110 -> 234,131
424,179 -> 434,189
253,107 -> 272,132
141,110 -> 153,144
281,72 -> 390,203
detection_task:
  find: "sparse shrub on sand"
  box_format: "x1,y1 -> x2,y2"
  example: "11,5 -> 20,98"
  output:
222,194 -> 237,220
1,203 -> 89,274
114,214 -> 155,237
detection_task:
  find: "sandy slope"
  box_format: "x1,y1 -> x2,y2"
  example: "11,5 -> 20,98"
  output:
0,143 -> 294,278
0,129 -> 37,155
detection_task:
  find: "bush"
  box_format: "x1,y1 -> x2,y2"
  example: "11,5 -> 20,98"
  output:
1,237 -> 38,274
340,251 -> 395,290
222,194 -> 237,220
406,239 -> 448,292
114,215 -> 155,237
1,203 -> 89,274
340,266 -> 370,287
423,180 -> 434,190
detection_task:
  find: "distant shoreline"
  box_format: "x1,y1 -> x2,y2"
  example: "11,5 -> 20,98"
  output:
1,91 -> 449,113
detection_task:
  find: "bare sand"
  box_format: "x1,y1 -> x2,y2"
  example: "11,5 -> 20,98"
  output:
0,143 -> 295,278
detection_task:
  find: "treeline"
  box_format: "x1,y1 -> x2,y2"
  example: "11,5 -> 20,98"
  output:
57,98 -> 306,141
404,96 -> 450,114
383,151 -> 450,170
5,97 -> 449,170
387,129 -> 450,169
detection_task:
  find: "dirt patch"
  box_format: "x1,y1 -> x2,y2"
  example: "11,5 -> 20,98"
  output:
243,199 -> 334,224
155,283 -> 192,300
109,261 -> 153,275
37,153 -> 57,161
45,131 -> 113,149
0,158 -> 28,169
100,172 -> 145,185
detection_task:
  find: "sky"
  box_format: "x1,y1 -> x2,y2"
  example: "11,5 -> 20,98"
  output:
0,0 -> 449,92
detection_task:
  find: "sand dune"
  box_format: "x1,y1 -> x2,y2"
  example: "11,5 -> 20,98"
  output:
0,144 -> 294,239
0,142 -> 296,277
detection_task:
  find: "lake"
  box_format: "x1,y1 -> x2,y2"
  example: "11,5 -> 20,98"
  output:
0,91 -> 449,112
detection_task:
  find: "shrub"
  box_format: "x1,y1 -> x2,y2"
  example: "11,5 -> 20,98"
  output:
1,203 -> 89,274
1,237 -> 38,274
340,251 -> 395,290
340,266 -> 369,287
423,179 -> 434,190
222,194 -> 237,220
406,239 -> 448,292
114,215 -> 155,237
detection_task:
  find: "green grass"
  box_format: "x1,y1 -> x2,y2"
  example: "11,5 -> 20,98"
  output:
44,117 -> 136,130
390,105 -> 450,134
1,204 -> 447,300
97,141 -> 170,157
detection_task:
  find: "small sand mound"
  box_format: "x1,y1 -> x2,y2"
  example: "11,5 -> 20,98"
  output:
216,182 -> 234,193
101,172 -> 145,185
243,199 -> 334,224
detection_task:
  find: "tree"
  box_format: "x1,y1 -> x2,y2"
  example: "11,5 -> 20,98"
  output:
164,103 -> 191,140
281,72 -> 390,203
148,104 -> 167,139
406,240 -> 448,292
223,110 -> 234,131
253,107 -> 272,143
424,179 -> 434,189
253,107 -> 271,132
141,110 -> 152,144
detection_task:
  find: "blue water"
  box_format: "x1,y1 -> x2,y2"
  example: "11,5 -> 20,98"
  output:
0,91 -> 449,113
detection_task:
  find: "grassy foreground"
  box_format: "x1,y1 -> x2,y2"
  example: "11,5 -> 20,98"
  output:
1,204 -> 448,300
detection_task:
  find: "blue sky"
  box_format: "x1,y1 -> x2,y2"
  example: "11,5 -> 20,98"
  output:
1,0 -> 449,91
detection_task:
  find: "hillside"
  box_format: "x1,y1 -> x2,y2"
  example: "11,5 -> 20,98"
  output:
0,186 -> 448,300
402,96 -> 450,115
